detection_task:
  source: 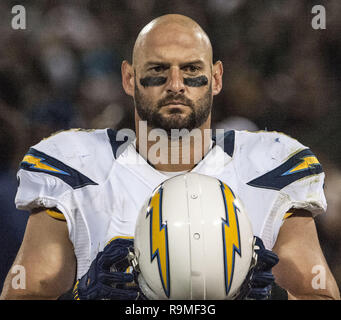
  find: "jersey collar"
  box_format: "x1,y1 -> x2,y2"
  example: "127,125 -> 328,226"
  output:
115,135 -> 234,188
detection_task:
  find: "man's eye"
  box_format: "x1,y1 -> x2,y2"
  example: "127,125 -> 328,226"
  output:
151,66 -> 165,72
182,65 -> 199,72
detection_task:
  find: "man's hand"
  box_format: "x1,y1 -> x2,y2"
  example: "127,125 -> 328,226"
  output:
73,238 -> 142,300
237,236 -> 279,300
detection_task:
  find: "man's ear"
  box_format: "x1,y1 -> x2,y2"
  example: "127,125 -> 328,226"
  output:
121,60 -> 135,97
212,60 -> 223,96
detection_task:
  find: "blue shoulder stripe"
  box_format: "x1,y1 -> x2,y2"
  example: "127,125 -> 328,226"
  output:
213,130 -> 235,157
20,148 -> 98,189
247,149 -> 323,191
107,129 -> 132,159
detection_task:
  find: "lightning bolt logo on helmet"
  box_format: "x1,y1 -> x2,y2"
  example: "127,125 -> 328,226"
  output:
220,181 -> 242,295
146,185 -> 170,297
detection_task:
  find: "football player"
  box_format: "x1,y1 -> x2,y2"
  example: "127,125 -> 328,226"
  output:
0,14 -> 339,300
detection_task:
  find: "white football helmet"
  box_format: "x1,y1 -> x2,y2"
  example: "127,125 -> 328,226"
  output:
134,172 -> 256,300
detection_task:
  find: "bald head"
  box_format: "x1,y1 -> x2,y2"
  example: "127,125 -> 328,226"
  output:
132,14 -> 213,67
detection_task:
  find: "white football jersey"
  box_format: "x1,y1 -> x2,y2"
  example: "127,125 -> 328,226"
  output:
15,128 -> 327,279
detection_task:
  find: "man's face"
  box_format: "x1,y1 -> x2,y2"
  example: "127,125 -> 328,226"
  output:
132,24 -> 214,134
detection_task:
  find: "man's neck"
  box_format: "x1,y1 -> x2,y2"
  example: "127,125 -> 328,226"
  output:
135,119 -> 212,172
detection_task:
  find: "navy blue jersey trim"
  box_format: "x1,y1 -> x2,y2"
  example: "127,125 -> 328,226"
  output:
247,149 -> 323,191
20,148 -> 98,189
213,130 -> 235,157
107,129 -> 132,159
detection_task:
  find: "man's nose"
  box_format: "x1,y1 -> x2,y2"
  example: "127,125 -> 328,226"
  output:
165,67 -> 185,94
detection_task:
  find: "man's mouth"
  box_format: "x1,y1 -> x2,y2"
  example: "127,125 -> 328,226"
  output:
163,101 -> 188,106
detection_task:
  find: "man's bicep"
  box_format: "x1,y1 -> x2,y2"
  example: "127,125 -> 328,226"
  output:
272,209 -> 340,300
0,209 -> 76,299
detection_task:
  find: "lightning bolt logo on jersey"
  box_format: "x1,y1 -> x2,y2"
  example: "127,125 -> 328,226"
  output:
21,154 -> 69,175
247,148 -> 323,190
19,148 -> 97,189
282,155 -> 320,176
220,181 -> 242,295
146,185 -> 170,297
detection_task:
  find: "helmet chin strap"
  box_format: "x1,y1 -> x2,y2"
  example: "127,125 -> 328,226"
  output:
128,248 -> 140,272
131,248 -> 165,300
109,245 -> 136,273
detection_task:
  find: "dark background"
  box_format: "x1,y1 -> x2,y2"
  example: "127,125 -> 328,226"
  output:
0,0 -> 340,294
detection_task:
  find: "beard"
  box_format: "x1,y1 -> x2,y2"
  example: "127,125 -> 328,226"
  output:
134,78 -> 213,135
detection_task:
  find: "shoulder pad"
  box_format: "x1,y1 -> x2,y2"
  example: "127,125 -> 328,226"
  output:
234,130 -> 323,190
19,128 -> 114,188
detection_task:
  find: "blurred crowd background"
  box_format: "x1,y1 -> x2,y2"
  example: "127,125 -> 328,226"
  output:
0,0 -> 340,294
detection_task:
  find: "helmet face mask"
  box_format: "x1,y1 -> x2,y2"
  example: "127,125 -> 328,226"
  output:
134,172 -> 255,300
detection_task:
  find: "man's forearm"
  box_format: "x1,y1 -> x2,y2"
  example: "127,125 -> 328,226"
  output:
288,291 -> 340,300
0,276 -> 64,300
